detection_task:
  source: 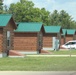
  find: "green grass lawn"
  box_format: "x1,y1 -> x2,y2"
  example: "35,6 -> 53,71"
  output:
50,49 -> 76,55
0,57 -> 76,71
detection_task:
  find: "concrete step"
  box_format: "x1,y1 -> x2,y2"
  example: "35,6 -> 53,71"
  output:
9,50 -> 25,57
41,50 -> 51,54
60,46 -> 67,49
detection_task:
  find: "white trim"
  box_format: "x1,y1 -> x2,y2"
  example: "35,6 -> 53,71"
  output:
53,37 -> 56,49
26,55 -> 76,57
0,54 -> 2,58
9,56 -> 25,58
7,31 -> 10,39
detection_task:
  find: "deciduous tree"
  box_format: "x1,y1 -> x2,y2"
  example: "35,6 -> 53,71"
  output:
0,0 -> 3,13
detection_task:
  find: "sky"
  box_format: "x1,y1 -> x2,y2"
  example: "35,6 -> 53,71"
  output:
3,0 -> 76,21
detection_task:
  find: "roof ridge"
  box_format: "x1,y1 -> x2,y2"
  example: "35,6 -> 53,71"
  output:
67,29 -> 75,30
19,22 -> 43,24
15,22 -> 43,32
0,14 -> 12,16
44,25 -> 61,26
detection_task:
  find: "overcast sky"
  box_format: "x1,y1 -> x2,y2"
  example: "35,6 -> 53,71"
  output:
3,0 -> 76,21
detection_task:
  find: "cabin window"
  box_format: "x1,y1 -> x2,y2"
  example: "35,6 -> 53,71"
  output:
7,31 -> 10,46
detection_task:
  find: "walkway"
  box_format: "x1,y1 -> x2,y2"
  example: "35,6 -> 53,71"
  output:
26,55 -> 76,57
0,71 -> 76,75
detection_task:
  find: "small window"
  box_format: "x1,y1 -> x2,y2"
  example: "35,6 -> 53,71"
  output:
71,42 -> 76,45
7,31 -> 10,47
65,42 -> 72,45
7,31 -> 10,40
65,42 -> 76,45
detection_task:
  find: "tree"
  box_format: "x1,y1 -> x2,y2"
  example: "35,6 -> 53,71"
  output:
50,10 -> 59,25
49,10 -> 76,29
8,0 -> 50,24
0,0 -> 3,13
41,8 -> 50,25
3,5 -> 8,14
59,10 -> 72,28
29,8 -> 42,22
8,0 -> 76,28
9,0 -> 34,22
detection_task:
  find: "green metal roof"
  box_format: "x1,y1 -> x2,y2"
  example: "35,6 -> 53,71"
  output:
0,14 -> 12,27
44,26 -> 61,33
15,22 -> 43,32
67,29 -> 76,35
62,29 -> 67,35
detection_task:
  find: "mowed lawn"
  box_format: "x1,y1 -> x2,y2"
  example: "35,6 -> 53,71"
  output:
50,49 -> 76,55
0,57 -> 76,71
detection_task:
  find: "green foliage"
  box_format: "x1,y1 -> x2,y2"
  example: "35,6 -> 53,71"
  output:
40,8 -> 50,25
8,0 -> 50,24
0,0 -> 3,13
9,0 -> 34,22
2,0 -> 76,29
50,10 -> 76,29
9,0 -> 43,22
50,10 -> 59,25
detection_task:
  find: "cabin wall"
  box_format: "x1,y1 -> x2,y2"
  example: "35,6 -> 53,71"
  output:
14,33 -> 38,52
0,30 -> 3,53
43,33 -> 57,50
3,18 -> 15,56
66,35 -> 74,43
61,36 -> 65,45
